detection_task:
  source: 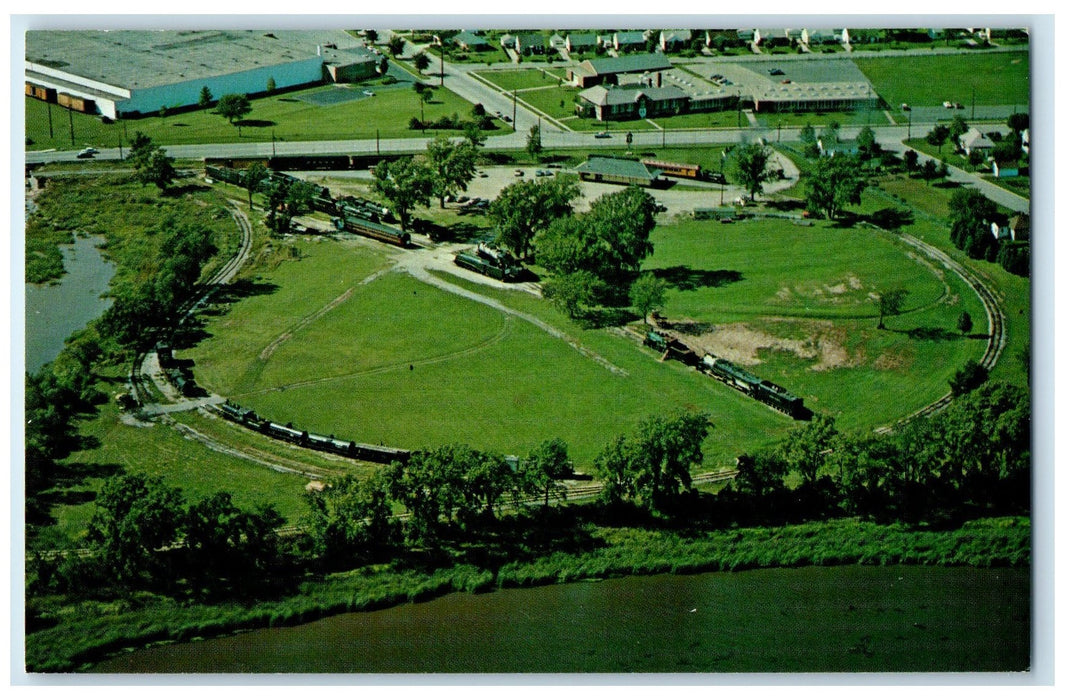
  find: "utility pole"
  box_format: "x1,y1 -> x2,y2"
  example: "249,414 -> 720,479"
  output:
67,106 -> 74,147
272,130 -> 276,157
907,110 -> 911,140
118,132 -> 123,160
376,128 -> 380,155
512,90 -> 516,130
47,101 -> 53,139
971,85 -> 975,121
439,45 -> 445,87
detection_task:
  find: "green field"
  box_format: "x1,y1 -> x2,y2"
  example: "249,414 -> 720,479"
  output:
473,67 -> 568,92
854,51 -> 1030,107
26,82 -> 505,151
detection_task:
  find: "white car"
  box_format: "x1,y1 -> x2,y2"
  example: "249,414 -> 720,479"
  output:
363,90 -> 375,97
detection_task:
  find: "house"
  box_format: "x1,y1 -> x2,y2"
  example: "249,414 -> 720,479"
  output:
960,127 -> 995,156
515,33 -> 548,55
565,32 -> 601,54
659,29 -> 693,52
575,156 -> 663,187
576,84 -> 688,121
991,159 -> 1026,178
613,31 -> 650,52
989,213 -> 1029,241
567,53 -> 672,88
450,31 -> 492,52
754,29 -> 794,47
801,28 -> 840,46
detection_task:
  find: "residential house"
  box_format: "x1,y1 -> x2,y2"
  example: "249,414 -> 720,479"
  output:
565,32 -> 601,54
960,127 -> 995,157
515,33 -> 548,55
659,29 -> 693,52
613,30 -> 650,52
450,31 -> 492,52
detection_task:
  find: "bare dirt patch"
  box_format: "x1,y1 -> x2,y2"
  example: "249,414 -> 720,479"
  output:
659,317 -> 858,372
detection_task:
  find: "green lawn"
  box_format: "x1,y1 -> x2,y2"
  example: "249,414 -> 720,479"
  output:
472,67 -> 568,92
26,83 -> 503,151
642,217 -> 989,429
854,51 -> 1030,108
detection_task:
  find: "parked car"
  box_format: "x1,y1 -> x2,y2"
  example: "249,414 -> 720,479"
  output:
535,169 -> 552,177
900,103 -> 911,111
595,131 -> 611,139
76,149 -> 95,159
514,169 -> 524,176
362,89 -> 375,97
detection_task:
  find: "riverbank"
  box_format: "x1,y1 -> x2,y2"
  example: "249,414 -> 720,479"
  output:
27,515 -> 1029,672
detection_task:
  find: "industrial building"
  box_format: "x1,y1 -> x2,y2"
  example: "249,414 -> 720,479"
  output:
25,29 -> 386,119
575,156 -> 663,187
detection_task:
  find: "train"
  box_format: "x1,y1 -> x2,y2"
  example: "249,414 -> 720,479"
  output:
331,212 -> 411,247
217,401 -> 411,465
454,243 -> 524,281
639,159 -> 725,184
645,331 -> 807,418
205,164 -> 406,245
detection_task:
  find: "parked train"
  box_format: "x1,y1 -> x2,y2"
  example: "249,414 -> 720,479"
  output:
217,401 -> 411,465
331,212 -> 411,247
454,243 -> 524,281
205,164 -> 405,244
639,159 -> 725,184
645,331 -> 807,418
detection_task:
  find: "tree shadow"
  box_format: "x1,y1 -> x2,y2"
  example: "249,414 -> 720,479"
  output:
579,307 -> 639,329
898,326 -> 962,341
235,119 -> 277,128
433,220 -> 491,243
651,266 -> 743,291
164,182 -> 212,197
211,279 -> 281,305
863,207 -> 915,230
933,180 -> 962,189
763,198 -> 806,212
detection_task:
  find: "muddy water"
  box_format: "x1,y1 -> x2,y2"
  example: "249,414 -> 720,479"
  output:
91,565 -> 1029,674
25,235 -> 115,373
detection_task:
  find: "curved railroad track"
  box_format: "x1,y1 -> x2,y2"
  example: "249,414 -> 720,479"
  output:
875,230 -> 1007,432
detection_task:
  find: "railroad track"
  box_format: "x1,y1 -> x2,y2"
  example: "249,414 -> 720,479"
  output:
875,230 -> 1007,432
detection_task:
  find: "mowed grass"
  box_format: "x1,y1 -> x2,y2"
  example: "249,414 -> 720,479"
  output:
854,51 -> 1030,107
473,67 -> 568,92
644,218 -> 990,429
25,83 -> 499,151
186,237 -> 793,466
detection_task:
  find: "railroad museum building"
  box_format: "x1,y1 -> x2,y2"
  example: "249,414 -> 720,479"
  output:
25,29 -> 385,119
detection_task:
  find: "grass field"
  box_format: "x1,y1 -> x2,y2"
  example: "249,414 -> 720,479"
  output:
25,82 -> 504,151
854,51 -> 1030,108
473,68 -> 568,92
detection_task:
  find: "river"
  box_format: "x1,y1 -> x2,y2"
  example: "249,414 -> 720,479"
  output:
24,234 -> 115,373
91,565 -> 1029,674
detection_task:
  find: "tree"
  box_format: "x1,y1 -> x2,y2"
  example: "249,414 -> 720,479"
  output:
542,270 -> 602,319
926,125 -> 949,153
365,29 -> 379,44
948,114 -> 969,147
957,310 -> 974,335
198,85 -> 214,109
921,158 -> 940,182
243,162 -> 270,211
86,474 -> 186,584
304,473 -> 398,562
1006,112 -> 1029,134
371,156 -> 433,230
386,444 -> 475,543
526,123 -> 543,160
629,272 -> 668,323
734,451 -> 788,500
948,188 -> 998,259
413,82 -> 434,128
535,186 -> 659,289
413,52 -> 431,72
949,359 -> 989,396
903,149 -> 919,172
489,174 -> 580,259
265,76 -> 276,94
521,438 -> 572,509
387,34 -> 406,56
127,131 -> 156,168
137,147 -> 178,191
462,121 -> 486,147
158,104 -> 168,121
855,125 -> 879,157
804,154 -> 867,220
424,136 -> 478,208
776,415 -> 838,488
216,93 -> 252,135
595,411 -> 711,513
184,492 -> 283,588
731,142 -> 772,201
799,122 -> 819,157
875,287 -> 909,329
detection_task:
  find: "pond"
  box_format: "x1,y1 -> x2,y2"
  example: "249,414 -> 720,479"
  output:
91,565 -> 1029,674
24,234 -> 115,373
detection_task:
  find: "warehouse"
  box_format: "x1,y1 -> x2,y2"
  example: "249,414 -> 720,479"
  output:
25,29 -> 382,119
750,81 -> 878,112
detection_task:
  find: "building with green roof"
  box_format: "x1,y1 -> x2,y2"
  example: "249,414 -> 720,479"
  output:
575,156 -> 663,187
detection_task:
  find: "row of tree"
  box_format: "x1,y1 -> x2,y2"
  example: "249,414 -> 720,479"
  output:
731,381 -> 1029,526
